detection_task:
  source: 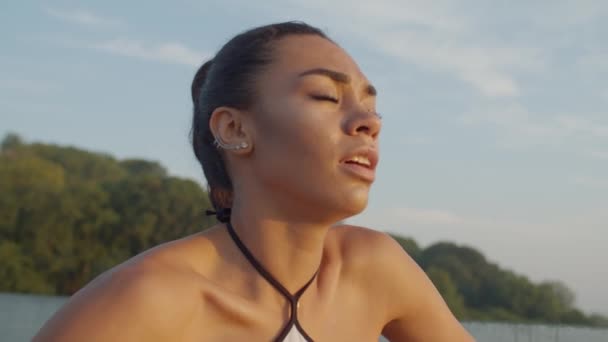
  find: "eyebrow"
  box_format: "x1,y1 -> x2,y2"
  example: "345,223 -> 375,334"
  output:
297,68 -> 377,97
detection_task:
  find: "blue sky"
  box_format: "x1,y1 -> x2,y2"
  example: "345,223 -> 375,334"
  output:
2,1 -> 607,315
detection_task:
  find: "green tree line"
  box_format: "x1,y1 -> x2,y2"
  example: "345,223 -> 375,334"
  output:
391,236 -> 607,327
1,134 -> 606,328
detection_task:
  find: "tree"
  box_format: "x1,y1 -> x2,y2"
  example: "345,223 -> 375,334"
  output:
1,134 -> 605,328
0,240 -> 53,293
544,280 -> 575,311
426,267 -> 467,318
589,313 -> 608,327
0,135 -> 215,295
419,242 -> 482,307
390,235 -> 420,261
120,159 -> 168,178
1,132 -> 23,152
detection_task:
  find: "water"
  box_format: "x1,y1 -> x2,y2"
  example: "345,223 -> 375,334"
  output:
461,322 -> 608,342
0,293 -> 67,342
2,293 -> 606,342
379,322 -> 608,341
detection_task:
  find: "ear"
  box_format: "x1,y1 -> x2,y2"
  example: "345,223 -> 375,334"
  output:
209,106 -> 253,153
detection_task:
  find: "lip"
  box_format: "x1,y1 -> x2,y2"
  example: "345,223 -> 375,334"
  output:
339,146 -> 378,182
340,162 -> 376,182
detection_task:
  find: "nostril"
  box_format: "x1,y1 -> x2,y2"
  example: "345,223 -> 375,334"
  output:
356,125 -> 371,133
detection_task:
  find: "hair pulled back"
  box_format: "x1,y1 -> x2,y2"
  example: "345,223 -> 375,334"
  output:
191,21 -> 330,212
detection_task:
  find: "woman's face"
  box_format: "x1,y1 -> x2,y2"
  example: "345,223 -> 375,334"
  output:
245,35 -> 381,221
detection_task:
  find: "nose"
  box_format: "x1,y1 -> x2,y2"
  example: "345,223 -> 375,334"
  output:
344,106 -> 382,140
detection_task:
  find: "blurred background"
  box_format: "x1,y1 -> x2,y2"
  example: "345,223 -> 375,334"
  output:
1,1 -> 607,341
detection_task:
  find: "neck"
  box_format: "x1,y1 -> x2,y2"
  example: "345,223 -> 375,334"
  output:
228,194 -> 331,303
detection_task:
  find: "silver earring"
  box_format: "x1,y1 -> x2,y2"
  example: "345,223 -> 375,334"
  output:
213,137 -> 248,150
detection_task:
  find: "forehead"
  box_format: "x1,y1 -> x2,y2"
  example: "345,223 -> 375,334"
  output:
266,35 -> 368,83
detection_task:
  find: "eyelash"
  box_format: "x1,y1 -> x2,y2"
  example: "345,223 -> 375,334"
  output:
310,94 -> 382,119
309,94 -> 339,103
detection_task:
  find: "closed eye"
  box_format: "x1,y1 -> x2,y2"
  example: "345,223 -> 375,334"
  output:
309,94 -> 339,103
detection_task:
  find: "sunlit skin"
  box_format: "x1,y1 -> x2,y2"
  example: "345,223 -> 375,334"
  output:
33,35 -> 475,341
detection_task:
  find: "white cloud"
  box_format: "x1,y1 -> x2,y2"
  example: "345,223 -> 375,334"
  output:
577,52 -> 608,73
349,204 -> 560,244
291,0 -> 468,33
573,176 -> 608,188
588,150 -> 608,160
0,79 -> 59,94
340,0 -> 469,33
462,104 -> 608,148
534,0 -> 608,29
397,135 -> 433,146
290,0 -> 542,97
44,7 -> 122,29
91,39 -> 207,67
385,206 -> 463,225
371,31 -> 536,97
555,115 -> 608,138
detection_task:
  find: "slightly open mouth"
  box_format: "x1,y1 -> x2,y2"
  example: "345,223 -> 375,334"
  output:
340,161 -> 375,182
344,160 -> 371,169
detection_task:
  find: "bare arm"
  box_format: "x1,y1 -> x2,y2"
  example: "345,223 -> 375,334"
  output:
33,262 -> 198,342
352,228 -> 475,342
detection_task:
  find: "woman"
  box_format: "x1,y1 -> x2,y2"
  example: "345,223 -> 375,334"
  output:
34,22 -> 475,341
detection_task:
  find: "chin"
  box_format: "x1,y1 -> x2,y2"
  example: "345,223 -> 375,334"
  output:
336,190 -> 369,217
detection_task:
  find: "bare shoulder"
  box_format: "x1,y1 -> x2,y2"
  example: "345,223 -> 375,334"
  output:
33,232 -> 218,342
331,224 -> 475,342
330,224 -> 410,278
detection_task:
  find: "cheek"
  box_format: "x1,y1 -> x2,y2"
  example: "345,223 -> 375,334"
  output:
253,102 -> 340,183
241,71 -> 369,215
250,103 -> 370,215
258,99 -> 337,155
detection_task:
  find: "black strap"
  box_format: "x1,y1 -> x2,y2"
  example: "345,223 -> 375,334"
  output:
205,208 -> 231,223
225,221 -> 318,341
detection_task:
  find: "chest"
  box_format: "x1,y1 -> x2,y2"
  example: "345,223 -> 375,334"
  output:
183,276 -> 385,341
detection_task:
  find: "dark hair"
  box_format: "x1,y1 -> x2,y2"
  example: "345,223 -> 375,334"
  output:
190,21 -> 330,212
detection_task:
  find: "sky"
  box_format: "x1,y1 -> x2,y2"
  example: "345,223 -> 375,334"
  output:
2,1 -> 607,315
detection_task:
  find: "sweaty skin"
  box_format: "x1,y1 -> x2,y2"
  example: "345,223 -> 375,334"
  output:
33,35 -> 475,342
